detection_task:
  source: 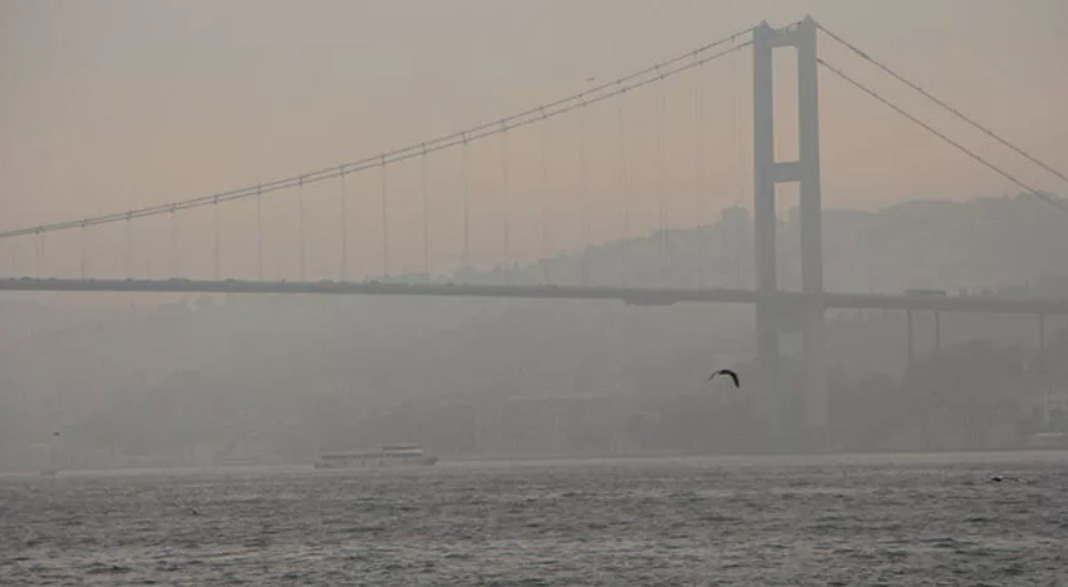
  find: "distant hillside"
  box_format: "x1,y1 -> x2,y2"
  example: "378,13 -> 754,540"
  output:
440,192 -> 1068,296
2,192 -> 1066,468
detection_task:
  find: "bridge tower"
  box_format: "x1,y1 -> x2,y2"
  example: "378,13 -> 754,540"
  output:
751,16 -> 829,444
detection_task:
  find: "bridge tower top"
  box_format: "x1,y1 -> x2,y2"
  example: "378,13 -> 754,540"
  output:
752,15 -> 822,297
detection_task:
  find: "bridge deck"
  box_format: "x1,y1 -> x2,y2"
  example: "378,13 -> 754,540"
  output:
2,278 -> 1066,315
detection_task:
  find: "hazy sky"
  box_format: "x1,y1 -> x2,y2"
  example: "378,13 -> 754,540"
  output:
1,0 -> 1065,279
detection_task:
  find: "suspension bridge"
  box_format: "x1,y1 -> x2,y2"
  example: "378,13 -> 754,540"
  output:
3,16 -> 1066,440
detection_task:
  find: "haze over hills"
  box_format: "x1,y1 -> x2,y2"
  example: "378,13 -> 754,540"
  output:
2,192 -> 1067,470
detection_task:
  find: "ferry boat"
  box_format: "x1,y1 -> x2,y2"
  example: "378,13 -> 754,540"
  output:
314,444 -> 438,469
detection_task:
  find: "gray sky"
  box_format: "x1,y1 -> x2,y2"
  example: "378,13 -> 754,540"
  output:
1,0 -> 1065,279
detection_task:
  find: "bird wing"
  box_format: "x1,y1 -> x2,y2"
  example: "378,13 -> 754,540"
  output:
708,369 -> 740,387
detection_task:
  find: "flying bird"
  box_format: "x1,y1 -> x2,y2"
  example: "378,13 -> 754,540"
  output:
708,368 -> 740,389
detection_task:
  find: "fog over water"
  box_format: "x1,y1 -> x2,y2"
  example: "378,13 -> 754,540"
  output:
1,1 -> 1067,584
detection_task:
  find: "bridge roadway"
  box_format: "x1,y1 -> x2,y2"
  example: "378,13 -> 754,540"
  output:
3,278 -> 1067,315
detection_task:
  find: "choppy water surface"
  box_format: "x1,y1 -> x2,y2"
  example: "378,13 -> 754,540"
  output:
2,451 -> 1066,585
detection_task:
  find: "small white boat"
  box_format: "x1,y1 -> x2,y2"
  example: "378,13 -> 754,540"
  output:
314,444 -> 438,469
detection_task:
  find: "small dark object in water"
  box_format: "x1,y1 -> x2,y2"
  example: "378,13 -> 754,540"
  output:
709,368 -> 740,388
986,474 -> 1028,484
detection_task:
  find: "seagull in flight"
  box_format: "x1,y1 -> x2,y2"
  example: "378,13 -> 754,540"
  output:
708,368 -> 740,389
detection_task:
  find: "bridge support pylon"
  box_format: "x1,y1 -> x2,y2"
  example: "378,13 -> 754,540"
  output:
751,16 -> 829,447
